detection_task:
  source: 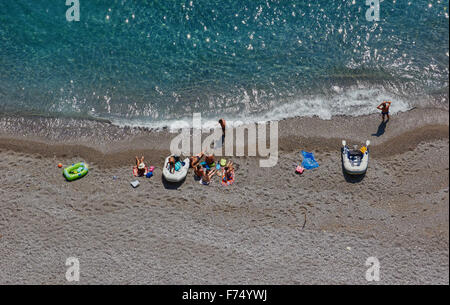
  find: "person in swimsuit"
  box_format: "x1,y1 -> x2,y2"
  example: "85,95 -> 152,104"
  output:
190,152 -> 204,168
135,156 -> 146,176
168,156 -> 176,174
223,161 -> 234,179
205,154 -> 216,167
377,101 -> 392,122
224,167 -> 233,181
201,169 -> 217,185
194,165 -> 204,178
219,119 -> 226,141
222,161 -> 235,185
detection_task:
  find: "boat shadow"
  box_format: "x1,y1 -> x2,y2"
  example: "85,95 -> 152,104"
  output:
161,175 -> 186,190
341,162 -> 366,183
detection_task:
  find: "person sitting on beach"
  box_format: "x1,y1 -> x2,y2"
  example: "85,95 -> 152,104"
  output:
135,156 -> 146,176
205,154 -> 216,167
223,161 -> 234,179
224,167 -> 233,181
225,160 -> 234,170
377,101 -> 392,122
190,152 -> 204,168
194,164 -> 204,177
201,169 -> 217,185
168,156 -> 176,174
222,161 -> 235,185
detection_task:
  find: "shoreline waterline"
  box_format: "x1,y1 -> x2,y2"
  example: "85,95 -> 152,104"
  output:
0,107 -> 448,168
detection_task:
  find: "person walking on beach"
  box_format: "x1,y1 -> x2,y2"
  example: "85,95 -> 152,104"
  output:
377,101 -> 392,122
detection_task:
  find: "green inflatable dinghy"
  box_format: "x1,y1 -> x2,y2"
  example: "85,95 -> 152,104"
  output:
63,162 -> 89,181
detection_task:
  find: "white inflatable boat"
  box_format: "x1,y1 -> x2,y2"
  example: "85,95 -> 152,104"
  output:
341,140 -> 370,175
162,156 -> 190,182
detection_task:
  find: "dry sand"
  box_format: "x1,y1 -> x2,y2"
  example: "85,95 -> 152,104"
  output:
0,108 -> 448,284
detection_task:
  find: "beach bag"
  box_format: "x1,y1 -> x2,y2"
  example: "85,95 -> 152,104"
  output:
301,151 -> 319,170
295,165 -> 304,174
175,161 -> 184,171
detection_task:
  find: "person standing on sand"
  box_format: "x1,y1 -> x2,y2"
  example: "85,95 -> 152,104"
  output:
219,119 -> 226,139
377,101 -> 392,122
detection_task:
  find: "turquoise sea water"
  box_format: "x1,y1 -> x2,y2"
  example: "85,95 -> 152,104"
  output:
0,1 -> 448,127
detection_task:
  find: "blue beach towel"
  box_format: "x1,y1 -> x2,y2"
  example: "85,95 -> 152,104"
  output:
301,151 -> 319,170
200,161 -> 211,170
175,161 -> 185,171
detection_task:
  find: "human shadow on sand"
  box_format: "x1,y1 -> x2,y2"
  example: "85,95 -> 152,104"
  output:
161,175 -> 186,190
371,120 -> 388,137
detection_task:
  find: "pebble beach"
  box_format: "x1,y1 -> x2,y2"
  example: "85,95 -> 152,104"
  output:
0,108 -> 448,284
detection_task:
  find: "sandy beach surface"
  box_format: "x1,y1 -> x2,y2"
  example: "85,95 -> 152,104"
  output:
0,108 -> 448,284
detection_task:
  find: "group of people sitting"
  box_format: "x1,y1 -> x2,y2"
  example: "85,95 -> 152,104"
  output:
160,151 -> 235,186
135,119 -> 234,185
191,152 -> 235,186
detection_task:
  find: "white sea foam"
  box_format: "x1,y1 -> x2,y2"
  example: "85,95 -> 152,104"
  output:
107,87 -> 412,131
255,87 -> 411,121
